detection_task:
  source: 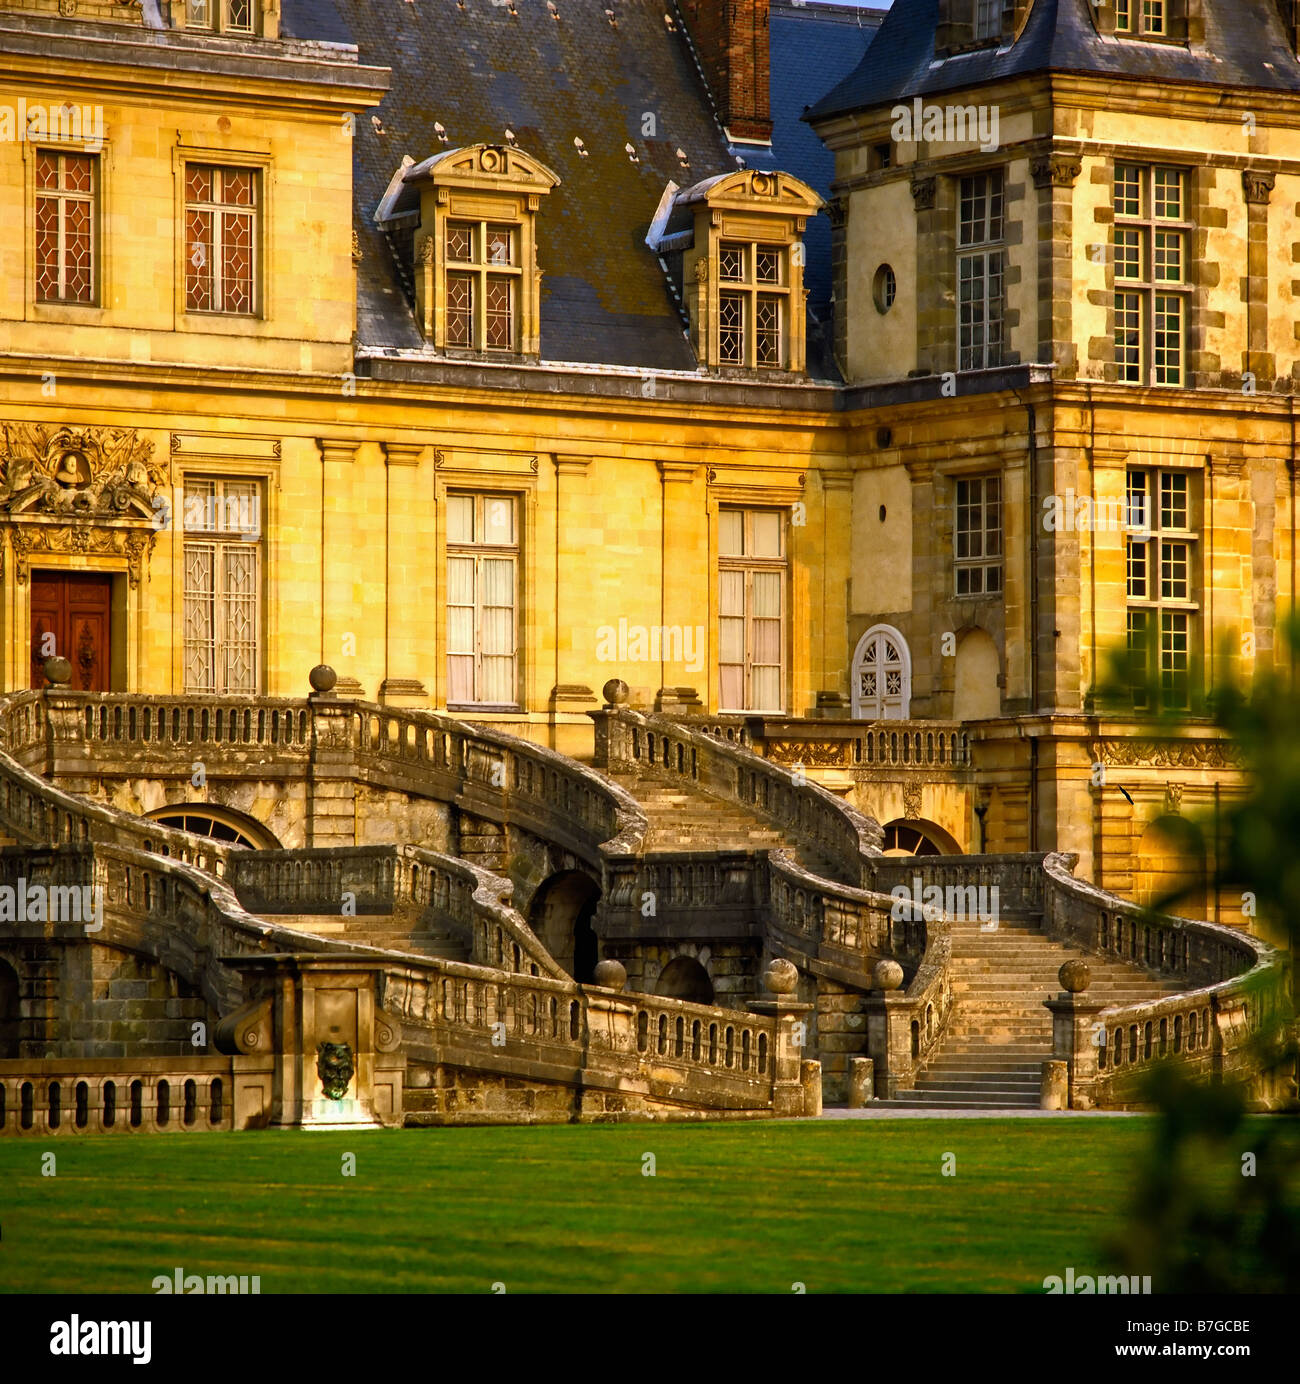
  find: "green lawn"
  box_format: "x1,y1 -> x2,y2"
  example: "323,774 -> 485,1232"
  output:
0,1118 -> 1283,1294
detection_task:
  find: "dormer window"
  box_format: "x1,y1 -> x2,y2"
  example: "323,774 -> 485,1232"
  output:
178,0 -> 277,38
394,144 -> 559,359
663,169 -> 822,376
1116,0 -> 1165,35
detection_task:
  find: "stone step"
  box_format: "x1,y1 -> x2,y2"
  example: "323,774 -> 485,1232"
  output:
912,1079 -> 1042,1096
888,1093 -> 1040,1109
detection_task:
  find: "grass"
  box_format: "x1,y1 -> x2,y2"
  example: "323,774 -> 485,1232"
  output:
0,1117 -> 1287,1294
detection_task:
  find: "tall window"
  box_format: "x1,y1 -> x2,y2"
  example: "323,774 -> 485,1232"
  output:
957,171 -> 1004,371
1126,468 -> 1198,709
718,241 -> 789,370
974,0 -> 1001,40
954,474 -> 1002,596
445,221 -> 519,352
183,478 -> 261,694
185,165 -> 257,315
36,151 -> 96,304
447,493 -> 518,706
1114,164 -> 1189,386
1115,0 -> 1165,35
719,507 -> 785,711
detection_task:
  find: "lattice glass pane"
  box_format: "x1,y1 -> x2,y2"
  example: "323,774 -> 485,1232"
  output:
228,0 -> 254,32
446,222 -> 474,262
446,272 -> 474,347
719,292 -> 744,364
486,225 -> 514,266
222,169 -> 255,207
186,208 -> 214,311
64,197 -> 92,301
187,0 -> 212,26
860,671 -> 877,697
221,210 -> 254,313
186,164 -> 212,202
755,247 -> 781,284
862,643 -> 877,665
36,150 -> 58,189
64,155 -> 93,194
183,543 -> 216,693
222,547 -> 258,692
485,275 -> 514,350
755,294 -> 781,367
719,242 -> 744,281
35,197 -> 60,300
885,671 -> 902,695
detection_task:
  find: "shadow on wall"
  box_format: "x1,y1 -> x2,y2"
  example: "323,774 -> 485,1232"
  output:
527,870 -> 601,983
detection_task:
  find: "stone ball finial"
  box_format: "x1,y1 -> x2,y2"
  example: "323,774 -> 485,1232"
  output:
873,959 -> 904,992
592,959 -> 627,992
43,656 -> 72,687
1059,960 -> 1091,994
309,664 -> 338,694
763,957 -> 799,995
602,678 -> 630,709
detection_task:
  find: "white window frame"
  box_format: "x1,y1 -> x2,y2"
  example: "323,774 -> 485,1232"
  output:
717,240 -> 790,371
446,492 -> 520,709
444,220 -> 521,353
183,477 -> 263,694
718,506 -> 787,713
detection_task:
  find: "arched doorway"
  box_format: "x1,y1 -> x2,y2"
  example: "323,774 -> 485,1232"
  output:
527,871 -> 602,983
851,625 -> 911,719
655,956 -> 714,1004
144,805 -> 280,850
1136,815 -> 1207,920
953,628 -> 1001,720
0,960 -> 20,1059
881,820 -> 959,856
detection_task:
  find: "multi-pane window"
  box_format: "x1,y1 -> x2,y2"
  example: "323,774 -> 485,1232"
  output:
1126,468 -> 1199,709
183,478 -> 261,694
954,475 -> 1003,596
957,171 -> 1004,371
718,241 -> 789,370
444,221 -> 519,352
186,0 -> 256,33
974,0 -> 1000,40
447,493 -> 518,706
36,151 -> 95,304
719,507 -> 786,712
1115,0 -> 1165,34
185,165 -> 257,315
1114,164 -> 1189,386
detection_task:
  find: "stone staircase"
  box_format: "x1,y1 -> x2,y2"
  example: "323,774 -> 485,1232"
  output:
270,912 -> 471,963
606,768 -> 838,877
890,911 -> 1187,1110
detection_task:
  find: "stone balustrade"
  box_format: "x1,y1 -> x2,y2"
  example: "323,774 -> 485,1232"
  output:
872,852 -> 1050,915
744,717 -> 972,773
0,1056 -> 239,1135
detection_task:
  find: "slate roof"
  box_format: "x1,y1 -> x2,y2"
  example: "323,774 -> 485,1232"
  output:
769,1 -> 884,317
807,0 -> 1300,124
283,0 -> 747,371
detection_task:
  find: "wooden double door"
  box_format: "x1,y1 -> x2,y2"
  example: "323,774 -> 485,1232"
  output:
30,571 -> 113,691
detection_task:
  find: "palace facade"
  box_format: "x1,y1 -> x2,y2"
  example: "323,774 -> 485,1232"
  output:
1,0 -> 1296,945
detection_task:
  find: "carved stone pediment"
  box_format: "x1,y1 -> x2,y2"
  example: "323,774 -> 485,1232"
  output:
1,423 -> 166,521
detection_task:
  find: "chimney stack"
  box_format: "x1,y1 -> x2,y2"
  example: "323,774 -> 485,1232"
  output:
678,0 -> 773,145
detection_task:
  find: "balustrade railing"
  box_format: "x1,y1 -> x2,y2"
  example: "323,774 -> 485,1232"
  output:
736,717 -> 971,772
0,1058 -> 235,1135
